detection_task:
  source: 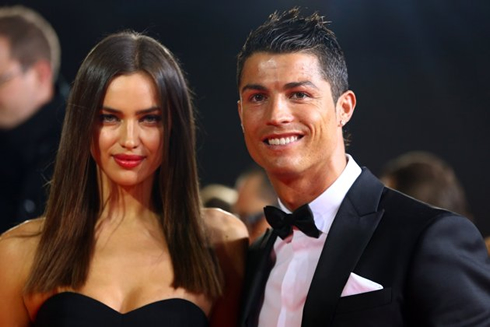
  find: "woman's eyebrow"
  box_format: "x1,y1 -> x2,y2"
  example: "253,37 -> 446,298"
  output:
100,106 -> 161,114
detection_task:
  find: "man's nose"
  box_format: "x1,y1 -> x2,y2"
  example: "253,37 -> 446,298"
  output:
267,96 -> 293,125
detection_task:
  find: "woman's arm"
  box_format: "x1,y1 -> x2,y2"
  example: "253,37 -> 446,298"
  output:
204,208 -> 249,327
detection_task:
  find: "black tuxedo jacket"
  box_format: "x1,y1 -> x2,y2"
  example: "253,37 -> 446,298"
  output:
240,169 -> 490,327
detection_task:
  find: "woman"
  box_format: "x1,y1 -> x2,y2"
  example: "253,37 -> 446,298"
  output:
0,31 -> 248,326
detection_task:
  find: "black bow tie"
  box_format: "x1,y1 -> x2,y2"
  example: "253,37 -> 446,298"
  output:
264,204 -> 320,240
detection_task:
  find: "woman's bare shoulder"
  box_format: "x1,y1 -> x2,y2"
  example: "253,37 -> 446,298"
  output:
203,209 -> 248,327
0,218 -> 43,259
203,208 -> 248,244
0,219 -> 43,325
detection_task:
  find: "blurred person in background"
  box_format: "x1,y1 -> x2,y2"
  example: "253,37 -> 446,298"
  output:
379,151 -> 472,220
233,164 -> 276,243
201,183 -> 238,213
0,5 -> 69,233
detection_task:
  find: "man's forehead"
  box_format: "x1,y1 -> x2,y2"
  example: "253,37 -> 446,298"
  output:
240,52 -> 325,88
244,51 -> 321,68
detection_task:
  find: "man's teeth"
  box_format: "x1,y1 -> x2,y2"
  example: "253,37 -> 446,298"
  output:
268,136 -> 298,145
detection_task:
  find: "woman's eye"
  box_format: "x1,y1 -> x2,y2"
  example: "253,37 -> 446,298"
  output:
141,115 -> 162,124
100,114 -> 118,123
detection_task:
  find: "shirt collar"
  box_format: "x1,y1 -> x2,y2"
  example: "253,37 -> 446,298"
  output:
278,154 -> 362,233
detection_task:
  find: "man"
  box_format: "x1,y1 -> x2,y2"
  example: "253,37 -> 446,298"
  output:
237,8 -> 490,327
380,151 -> 472,220
201,183 -> 238,212
233,164 -> 276,243
0,6 -> 68,233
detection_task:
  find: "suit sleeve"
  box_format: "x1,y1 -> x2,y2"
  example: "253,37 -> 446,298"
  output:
406,213 -> 490,326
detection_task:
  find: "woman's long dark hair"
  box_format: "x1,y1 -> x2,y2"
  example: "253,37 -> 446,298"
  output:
25,31 -> 223,298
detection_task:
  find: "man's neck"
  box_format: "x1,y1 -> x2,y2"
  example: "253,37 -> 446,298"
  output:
270,155 -> 348,211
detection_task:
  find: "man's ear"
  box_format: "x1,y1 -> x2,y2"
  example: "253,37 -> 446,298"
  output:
32,59 -> 53,86
336,90 -> 356,126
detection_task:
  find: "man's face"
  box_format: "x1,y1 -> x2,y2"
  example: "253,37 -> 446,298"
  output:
238,52 -> 354,180
0,36 -> 39,129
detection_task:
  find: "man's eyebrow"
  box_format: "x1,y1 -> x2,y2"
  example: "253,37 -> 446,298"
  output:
101,106 -> 161,115
240,84 -> 267,94
284,81 -> 318,90
240,81 -> 319,94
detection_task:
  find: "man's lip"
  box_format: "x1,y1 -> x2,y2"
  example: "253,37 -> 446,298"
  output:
262,133 -> 303,144
262,132 -> 302,140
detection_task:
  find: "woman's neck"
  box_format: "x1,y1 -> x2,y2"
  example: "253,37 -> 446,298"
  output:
98,177 -> 157,223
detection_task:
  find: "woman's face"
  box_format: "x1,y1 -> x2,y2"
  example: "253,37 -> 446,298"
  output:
91,72 -> 164,188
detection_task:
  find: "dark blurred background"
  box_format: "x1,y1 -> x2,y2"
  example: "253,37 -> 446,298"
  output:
4,0 -> 490,235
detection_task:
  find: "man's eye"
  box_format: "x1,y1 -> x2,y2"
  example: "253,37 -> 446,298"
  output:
100,114 -> 118,123
250,94 -> 266,102
291,92 -> 309,99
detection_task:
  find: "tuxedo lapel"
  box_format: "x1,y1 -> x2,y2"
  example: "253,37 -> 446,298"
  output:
240,229 -> 277,327
302,169 -> 385,327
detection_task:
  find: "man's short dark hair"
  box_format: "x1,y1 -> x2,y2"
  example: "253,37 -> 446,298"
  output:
237,7 -> 349,103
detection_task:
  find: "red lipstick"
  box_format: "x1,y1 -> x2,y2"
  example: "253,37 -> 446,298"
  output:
113,154 -> 145,169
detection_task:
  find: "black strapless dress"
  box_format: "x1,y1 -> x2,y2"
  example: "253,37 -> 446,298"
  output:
34,292 -> 209,326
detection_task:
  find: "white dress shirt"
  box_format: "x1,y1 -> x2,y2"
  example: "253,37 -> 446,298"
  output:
258,155 -> 362,327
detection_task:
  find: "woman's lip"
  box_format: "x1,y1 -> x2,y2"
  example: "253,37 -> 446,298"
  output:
113,154 -> 145,168
113,154 -> 145,160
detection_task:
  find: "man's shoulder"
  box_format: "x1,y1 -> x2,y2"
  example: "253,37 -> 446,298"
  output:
381,186 -> 451,216
378,186 -> 473,235
346,168 -> 464,226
